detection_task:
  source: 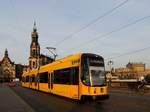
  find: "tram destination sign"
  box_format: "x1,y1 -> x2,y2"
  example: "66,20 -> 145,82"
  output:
89,58 -> 104,66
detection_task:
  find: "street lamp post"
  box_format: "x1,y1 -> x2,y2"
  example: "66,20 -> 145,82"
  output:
107,60 -> 114,73
107,60 -> 114,87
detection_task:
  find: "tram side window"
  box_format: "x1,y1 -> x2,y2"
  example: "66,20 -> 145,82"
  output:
26,76 -> 29,82
71,67 -> 79,85
39,72 -> 48,83
54,67 -> 79,85
54,68 -> 70,84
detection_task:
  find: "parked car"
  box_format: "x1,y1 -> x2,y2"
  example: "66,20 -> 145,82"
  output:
8,82 -> 16,87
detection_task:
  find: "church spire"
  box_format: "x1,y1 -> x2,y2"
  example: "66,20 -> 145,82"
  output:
30,22 -> 40,69
31,21 -> 38,38
33,21 -> 37,32
4,48 -> 8,57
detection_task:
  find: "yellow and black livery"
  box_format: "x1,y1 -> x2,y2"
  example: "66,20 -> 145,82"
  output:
22,53 -> 109,101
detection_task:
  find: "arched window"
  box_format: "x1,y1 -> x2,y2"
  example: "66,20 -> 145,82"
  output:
32,49 -> 36,56
33,61 -> 35,68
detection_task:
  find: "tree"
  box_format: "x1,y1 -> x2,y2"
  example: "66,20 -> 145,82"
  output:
145,74 -> 150,83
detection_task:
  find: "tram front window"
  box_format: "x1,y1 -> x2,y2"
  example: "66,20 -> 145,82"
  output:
82,59 -> 90,85
90,67 -> 105,86
81,54 -> 105,86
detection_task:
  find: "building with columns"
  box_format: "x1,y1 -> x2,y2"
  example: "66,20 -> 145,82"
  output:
115,62 -> 150,79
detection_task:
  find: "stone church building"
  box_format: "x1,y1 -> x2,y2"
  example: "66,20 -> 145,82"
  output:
0,49 -> 16,82
28,22 -> 53,70
0,23 -> 54,82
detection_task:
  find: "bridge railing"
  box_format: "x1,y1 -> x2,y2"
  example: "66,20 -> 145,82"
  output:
107,79 -> 140,89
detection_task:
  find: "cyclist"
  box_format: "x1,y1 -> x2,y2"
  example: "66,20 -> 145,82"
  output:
138,76 -> 146,89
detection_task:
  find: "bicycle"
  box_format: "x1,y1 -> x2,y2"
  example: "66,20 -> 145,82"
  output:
137,82 -> 150,95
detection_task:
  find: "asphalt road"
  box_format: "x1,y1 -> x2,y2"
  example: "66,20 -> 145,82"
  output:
11,85 -> 150,112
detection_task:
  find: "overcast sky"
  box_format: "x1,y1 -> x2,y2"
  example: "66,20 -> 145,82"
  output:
0,0 -> 150,69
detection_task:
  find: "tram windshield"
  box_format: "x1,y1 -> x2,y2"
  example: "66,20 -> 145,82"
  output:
81,54 -> 105,86
90,66 -> 105,86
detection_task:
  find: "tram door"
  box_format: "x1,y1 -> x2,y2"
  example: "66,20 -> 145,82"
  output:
37,74 -> 40,91
48,72 -> 54,93
51,72 -> 54,90
35,73 -> 40,90
48,73 -> 51,90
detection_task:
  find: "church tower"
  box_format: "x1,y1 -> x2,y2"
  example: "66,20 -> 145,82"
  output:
29,22 -> 40,69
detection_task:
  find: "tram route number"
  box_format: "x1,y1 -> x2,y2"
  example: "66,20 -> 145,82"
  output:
72,59 -> 80,65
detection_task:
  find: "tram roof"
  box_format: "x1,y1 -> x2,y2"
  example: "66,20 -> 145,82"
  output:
22,53 -> 103,75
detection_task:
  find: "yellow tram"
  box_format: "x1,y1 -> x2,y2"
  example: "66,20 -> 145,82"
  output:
21,53 -> 109,101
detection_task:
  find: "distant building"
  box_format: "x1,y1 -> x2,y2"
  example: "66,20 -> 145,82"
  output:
115,62 -> 150,79
15,64 -> 27,80
0,49 -> 27,82
126,62 -> 145,72
0,62 -> 3,81
0,49 -> 16,82
28,22 -> 53,70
